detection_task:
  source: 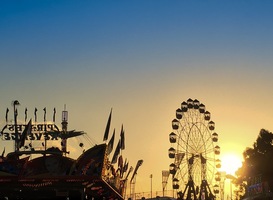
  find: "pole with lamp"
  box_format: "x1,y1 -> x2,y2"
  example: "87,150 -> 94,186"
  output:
150,174 -> 153,198
162,170 -> 170,197
226,174 -> 236,200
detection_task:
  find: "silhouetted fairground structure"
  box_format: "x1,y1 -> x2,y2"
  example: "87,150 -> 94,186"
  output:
3,99 -> 273,200
167,98 -> 221,200
0,100 -> 144,200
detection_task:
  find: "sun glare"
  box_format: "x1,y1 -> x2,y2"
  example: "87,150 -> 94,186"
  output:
220,153 -> 242,175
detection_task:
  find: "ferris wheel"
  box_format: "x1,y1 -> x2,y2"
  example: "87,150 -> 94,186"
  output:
168,98 -> 221,200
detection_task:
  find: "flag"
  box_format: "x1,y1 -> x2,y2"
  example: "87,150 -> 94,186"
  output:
121,158 -> 128,178
19,119 -> 32,148
131,160 -> 143,182
123,159 -> 128,173
5,108 -> 9,123
162,170 -> 170,191
118,155 -> 123,169
111,139 -> 121,164
25,108 -> 27,123
53,108 -> 56,123
103,109 -> 112,141
118,155 -> 124,175
107,129 -> 115,155
1,147 -> 5,157
34,108 -> 37,122
120,124 -> 125,150
43,107 -> 46,122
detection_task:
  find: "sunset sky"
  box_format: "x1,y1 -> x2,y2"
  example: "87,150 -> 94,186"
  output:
1,0 -> 273,197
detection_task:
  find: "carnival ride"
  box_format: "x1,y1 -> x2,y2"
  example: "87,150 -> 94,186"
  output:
168,98 -> 221,200
129,159 -> 144,200
0,100 -> 142,200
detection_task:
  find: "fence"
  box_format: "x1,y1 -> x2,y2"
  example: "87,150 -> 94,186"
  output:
125,190 -> 176,200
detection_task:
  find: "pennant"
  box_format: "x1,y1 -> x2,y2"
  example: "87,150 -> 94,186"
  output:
130,160 -> 144,182
111,139 -> 121,164
53,108 -> 56,123
34,108 -> 37,122
124,166 -> 133,180
1,147 -> 5,157
43,107 -> 46,122
25,108 -> 27,123
118,155 -> 124,176
107,129 -> 115,155
120,124 -> 125,150
103,109 -> 112,141
19,119 -> 32,148
120,159 -> 128,178
123,159 -> 128,173
5,108 -> 9,123
118,155 -> 123,169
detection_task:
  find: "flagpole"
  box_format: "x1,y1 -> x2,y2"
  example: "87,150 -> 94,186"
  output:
150,174 -> 153,199
5,108 -> 9,123
13,100 -> 20,152
25,108 -> 27,124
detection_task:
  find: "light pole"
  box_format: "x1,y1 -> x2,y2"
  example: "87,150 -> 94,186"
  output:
150,174 -> 153,198
226,174 -> 236,200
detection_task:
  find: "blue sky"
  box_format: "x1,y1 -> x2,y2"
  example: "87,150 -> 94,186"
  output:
1,0 -> 273,196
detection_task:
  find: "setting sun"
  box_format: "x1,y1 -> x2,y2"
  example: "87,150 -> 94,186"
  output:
220,153 -> 243,175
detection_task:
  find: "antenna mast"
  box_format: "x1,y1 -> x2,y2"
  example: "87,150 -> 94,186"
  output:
61,104 -> 68,155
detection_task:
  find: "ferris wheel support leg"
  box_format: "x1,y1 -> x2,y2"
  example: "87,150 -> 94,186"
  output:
198,180 -> 215,200
181,180 -> 197,200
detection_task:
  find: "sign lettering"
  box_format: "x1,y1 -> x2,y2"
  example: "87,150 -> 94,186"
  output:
0,123 -> 60,141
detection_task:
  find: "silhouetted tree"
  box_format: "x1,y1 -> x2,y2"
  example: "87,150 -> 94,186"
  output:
236,129 -> 273,199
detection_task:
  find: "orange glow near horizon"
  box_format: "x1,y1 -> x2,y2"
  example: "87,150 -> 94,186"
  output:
220,153 -> 243,176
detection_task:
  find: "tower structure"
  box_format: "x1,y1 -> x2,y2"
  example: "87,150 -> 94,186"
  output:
61,106 -> 68,155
